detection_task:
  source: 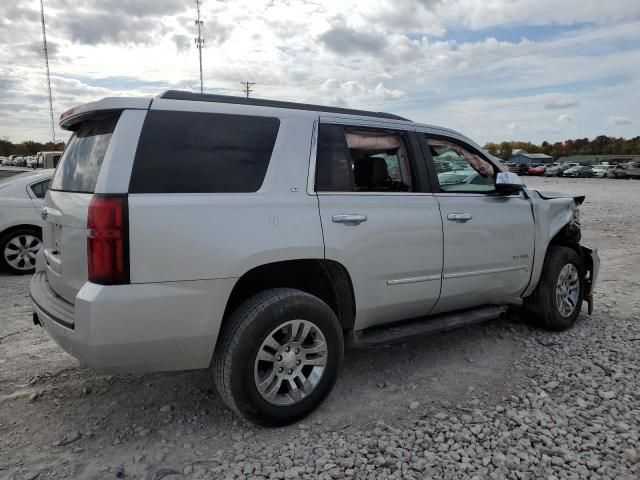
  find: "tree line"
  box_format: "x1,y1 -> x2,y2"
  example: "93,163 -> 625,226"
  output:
0,138 -> 66,157
2,134 -> 639,161
484,135 -> 640,161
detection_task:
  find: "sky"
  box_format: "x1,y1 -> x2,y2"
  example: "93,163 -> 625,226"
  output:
1,0 -> 639,145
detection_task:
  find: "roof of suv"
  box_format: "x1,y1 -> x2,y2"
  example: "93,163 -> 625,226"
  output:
159,90 -> 411,122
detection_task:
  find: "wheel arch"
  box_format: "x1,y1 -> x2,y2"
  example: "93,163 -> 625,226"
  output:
0,223 -> 42,240
222,259 -> 356,334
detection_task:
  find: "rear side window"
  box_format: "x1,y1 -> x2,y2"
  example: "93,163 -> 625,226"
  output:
50,113 -> 120,193
129,111 -> 280,193
30,179 -> 52,199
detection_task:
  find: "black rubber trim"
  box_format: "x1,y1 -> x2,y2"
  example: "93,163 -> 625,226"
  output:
160,90 -> 411,121
31,294 -> 75,330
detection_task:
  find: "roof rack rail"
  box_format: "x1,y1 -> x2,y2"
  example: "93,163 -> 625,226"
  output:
159,90 -> 410,121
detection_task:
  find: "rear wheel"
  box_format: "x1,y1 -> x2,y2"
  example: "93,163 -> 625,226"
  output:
0,228 -> 42,274
524,246 -> 585,331
213,288 -> 344,426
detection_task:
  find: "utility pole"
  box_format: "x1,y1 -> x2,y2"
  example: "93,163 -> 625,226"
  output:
40,0 -> 55,142
240,81 -> 255,98
194,0 -> 205,94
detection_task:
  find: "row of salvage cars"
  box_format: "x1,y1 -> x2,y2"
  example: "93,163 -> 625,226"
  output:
507,162 -> 640,178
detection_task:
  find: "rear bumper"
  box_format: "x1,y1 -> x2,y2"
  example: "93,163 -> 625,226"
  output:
31,271 -> 236,373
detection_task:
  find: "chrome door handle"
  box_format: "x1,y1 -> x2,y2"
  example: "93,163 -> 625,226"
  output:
332,214 -> 367,226
447,213 -> 473,223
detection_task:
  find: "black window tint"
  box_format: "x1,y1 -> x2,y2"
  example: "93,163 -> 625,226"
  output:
129,111 -> 280,193
315,124 -> 354,192
50,113 -> 120,193
30,179 -> 51,199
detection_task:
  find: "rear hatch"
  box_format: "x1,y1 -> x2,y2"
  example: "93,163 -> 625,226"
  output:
43,112 -> 121,304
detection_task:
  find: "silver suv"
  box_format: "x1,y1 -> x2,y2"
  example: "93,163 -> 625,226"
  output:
31,91 -> 599,426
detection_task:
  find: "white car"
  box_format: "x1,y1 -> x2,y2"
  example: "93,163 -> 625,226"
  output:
0,170 -> 54,274
31,92 -> 599,426
591,167 -> 607,178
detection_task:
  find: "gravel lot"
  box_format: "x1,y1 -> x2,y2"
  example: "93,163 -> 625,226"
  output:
1,177 -> 639,480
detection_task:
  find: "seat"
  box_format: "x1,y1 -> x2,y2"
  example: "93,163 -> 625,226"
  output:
353,156 -> 390,191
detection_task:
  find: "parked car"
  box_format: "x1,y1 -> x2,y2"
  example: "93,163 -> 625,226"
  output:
0,170 -> 54,274
31,92 -> 599,426
563,166 -> 593,178
545,165 -> 569,177
508,163 -> 530,175
606,164 -> 640,179
591,166 -> 608,178
528,165 -> 546,176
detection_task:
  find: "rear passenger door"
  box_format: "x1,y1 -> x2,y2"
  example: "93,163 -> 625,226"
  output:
313,120 -> 443,330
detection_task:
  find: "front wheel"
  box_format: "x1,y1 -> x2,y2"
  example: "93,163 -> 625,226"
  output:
213,288 -> 344,426
524,246 -> 585,331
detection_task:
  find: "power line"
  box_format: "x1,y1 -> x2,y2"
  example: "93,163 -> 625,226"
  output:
194,0 -> 205,94
39,0 -> 55,143
240,81 -> 255,98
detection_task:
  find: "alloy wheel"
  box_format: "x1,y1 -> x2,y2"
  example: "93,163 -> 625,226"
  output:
254,319 -> 328,406
556,264 -> 580,317
4,234 -> 41,271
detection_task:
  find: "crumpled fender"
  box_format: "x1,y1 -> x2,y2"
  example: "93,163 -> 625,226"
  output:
521,188 -> 579,298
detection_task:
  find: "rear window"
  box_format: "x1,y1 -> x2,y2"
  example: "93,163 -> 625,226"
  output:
129,110 -> 280,193
50,113 -> 120,193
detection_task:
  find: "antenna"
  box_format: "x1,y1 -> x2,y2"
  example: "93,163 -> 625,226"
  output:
240,81 -> 255,98
194,0 -> 205,94
40,0 -> 55,142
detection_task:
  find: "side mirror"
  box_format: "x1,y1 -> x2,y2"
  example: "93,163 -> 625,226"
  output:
495,172 -> 524,193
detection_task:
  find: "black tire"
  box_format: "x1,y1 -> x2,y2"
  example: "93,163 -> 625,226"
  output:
524,246 -> 585,331
0,227 -> 42,275
213,288 -> 344,427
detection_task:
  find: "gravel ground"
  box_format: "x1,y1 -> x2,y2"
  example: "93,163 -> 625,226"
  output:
1,177 -> 639,479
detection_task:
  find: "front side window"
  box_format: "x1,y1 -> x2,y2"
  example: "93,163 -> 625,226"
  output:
129,111 -> 280,194
316,124 -> 415,192
426,137 -> 496,193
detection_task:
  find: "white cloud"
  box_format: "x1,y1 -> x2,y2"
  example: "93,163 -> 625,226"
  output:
1,0 -> 640,143
557,114 -> 575,123
606,116 -> 632,125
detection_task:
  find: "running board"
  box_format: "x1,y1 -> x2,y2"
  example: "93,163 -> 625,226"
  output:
353,305 -> 506,347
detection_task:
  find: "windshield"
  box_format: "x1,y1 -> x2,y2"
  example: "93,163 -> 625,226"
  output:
50,112 -> 120,193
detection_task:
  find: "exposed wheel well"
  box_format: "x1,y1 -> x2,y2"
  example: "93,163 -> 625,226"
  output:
223,259 -> 356,333
549,222 -> 581,252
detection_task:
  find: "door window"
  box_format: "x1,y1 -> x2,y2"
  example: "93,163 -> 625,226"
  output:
30,179 -> 52,199
426,137 -> 496,193
316,124 -> 415,192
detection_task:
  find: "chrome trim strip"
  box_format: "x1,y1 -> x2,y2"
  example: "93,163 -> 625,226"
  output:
306,120 -> 319,195
387,275 -> 441,285
444,265 -> 528,279
318,192 -> 436,197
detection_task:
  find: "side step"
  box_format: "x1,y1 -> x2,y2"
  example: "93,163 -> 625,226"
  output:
353,305 -> 506,347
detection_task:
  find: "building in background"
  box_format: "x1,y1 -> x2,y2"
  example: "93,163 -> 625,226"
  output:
509,151 -> 553,165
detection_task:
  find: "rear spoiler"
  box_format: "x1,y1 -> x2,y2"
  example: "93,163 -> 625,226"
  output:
59,97 -> 152,130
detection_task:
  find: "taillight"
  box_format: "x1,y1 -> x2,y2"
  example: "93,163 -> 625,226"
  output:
87,195 -> 129,285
